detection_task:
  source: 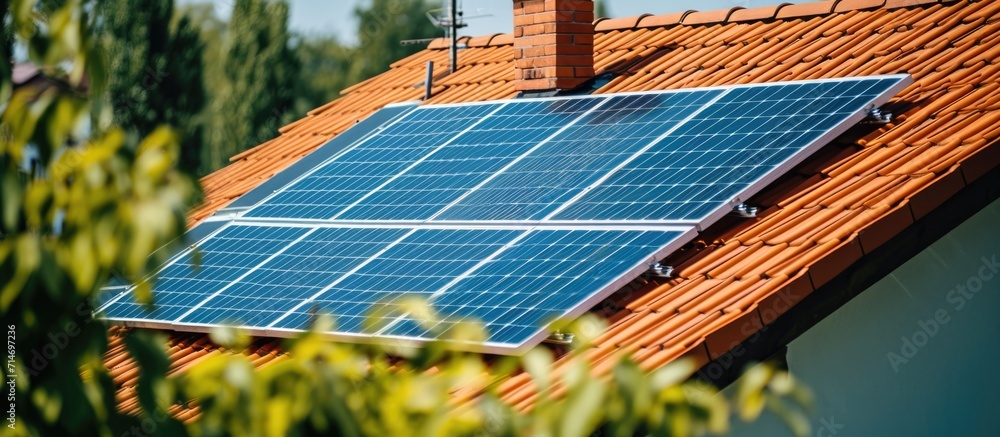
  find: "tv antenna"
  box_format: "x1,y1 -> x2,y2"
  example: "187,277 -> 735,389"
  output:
401,0 -> 492,74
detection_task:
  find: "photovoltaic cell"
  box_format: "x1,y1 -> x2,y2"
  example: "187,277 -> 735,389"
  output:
335,98 -> 599,220
100,225 -> 310,321
178,227 -> 409,327
244,104 -> 498,220
554,78 -> 903,222
436,91 -> 724,221
382,229 -> 684,345
271,228 -> 522,332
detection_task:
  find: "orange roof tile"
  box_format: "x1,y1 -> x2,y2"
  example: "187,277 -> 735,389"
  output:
112,0 -> 1000,416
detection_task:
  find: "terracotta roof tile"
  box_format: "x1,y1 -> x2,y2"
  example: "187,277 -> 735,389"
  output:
885,0 -> 946,9
729,4 -> 788,22
594,15 -> 647,32
835,0 -> 887,13
776,1 -> 840,18
636,11 -> 688,28
682,9 -> 737,26
109,0 -> 1000,417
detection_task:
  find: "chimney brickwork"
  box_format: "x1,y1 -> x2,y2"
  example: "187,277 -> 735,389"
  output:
513,0 -> 596,92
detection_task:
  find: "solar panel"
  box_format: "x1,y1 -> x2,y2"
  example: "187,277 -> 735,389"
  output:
435,91 -> 725,221
551,78 -> 908,225
99,224 -> 691,353
177,227 -> 410,327
101,225 -> 311,321
334,99 -> 599,221
98,75 -> 912,354
381,229 -> 687,347
268,228 -> 523,333
244,104 -> 499,220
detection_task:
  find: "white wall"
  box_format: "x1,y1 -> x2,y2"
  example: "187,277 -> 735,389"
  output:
729,198 -> 1000,437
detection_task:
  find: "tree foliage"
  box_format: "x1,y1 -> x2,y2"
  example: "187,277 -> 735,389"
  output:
1,0 -> 195,435
290,0 -> 440,134
348,0 -> 439,85
596,0 -> 611,18
178,311 -> 814,437
204,0 -> 299,173
147,0 -> 443,175
3,1 -> 814,437
291,35 -> 353,119
95,0 -> 207,174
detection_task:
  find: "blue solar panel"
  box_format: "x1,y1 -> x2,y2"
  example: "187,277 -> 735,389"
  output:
177,227 -> 409,327
334,98 -> 599,220
380,229 -> 685,346
100,75 -> 912,354
553,77 -> 908,222
244,104 -> 499,220
435,91 -> 724,221
270,228 -> 522,332
99,225 -> 310,321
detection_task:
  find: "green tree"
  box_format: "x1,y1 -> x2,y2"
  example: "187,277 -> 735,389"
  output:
162,15 -> 207,174
205,0 -> 299,172
289,0 -> 441,130
348,0 -> 439,86
95,0 -> 207,174
292,35 -> 352,117
174,3 -> 227,175
596,0 -> 611,18
1,0 -> 195,435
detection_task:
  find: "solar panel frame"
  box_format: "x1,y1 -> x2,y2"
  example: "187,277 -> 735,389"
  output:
208,75 -> 910,230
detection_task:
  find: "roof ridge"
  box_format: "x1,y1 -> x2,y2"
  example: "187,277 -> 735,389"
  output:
424,0 -> 959,49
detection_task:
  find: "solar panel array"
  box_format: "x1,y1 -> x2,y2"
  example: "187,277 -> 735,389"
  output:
97,75 -> 911,354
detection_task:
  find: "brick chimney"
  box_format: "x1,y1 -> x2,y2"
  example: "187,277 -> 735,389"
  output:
513,0 -> 596,93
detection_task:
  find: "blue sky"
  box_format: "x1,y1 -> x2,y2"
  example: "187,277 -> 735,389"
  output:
196,0 -> 818,43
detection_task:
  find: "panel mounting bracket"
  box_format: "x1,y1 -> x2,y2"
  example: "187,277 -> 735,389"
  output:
647,262 -> 674,279
544,331 -> 575,345
731,203 -> 758,218
862,105 -> 893,125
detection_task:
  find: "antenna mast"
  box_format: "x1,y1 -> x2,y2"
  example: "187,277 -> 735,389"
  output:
403,1 -> 484,72
449,0 -> 458,73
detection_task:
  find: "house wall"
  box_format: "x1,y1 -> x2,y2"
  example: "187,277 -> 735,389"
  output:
728,197 -> 1000,437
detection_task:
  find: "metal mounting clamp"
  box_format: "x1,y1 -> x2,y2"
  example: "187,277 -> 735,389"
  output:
648,262 -> 674,279
732,203 -> 758,218
863,106 -> 893,125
